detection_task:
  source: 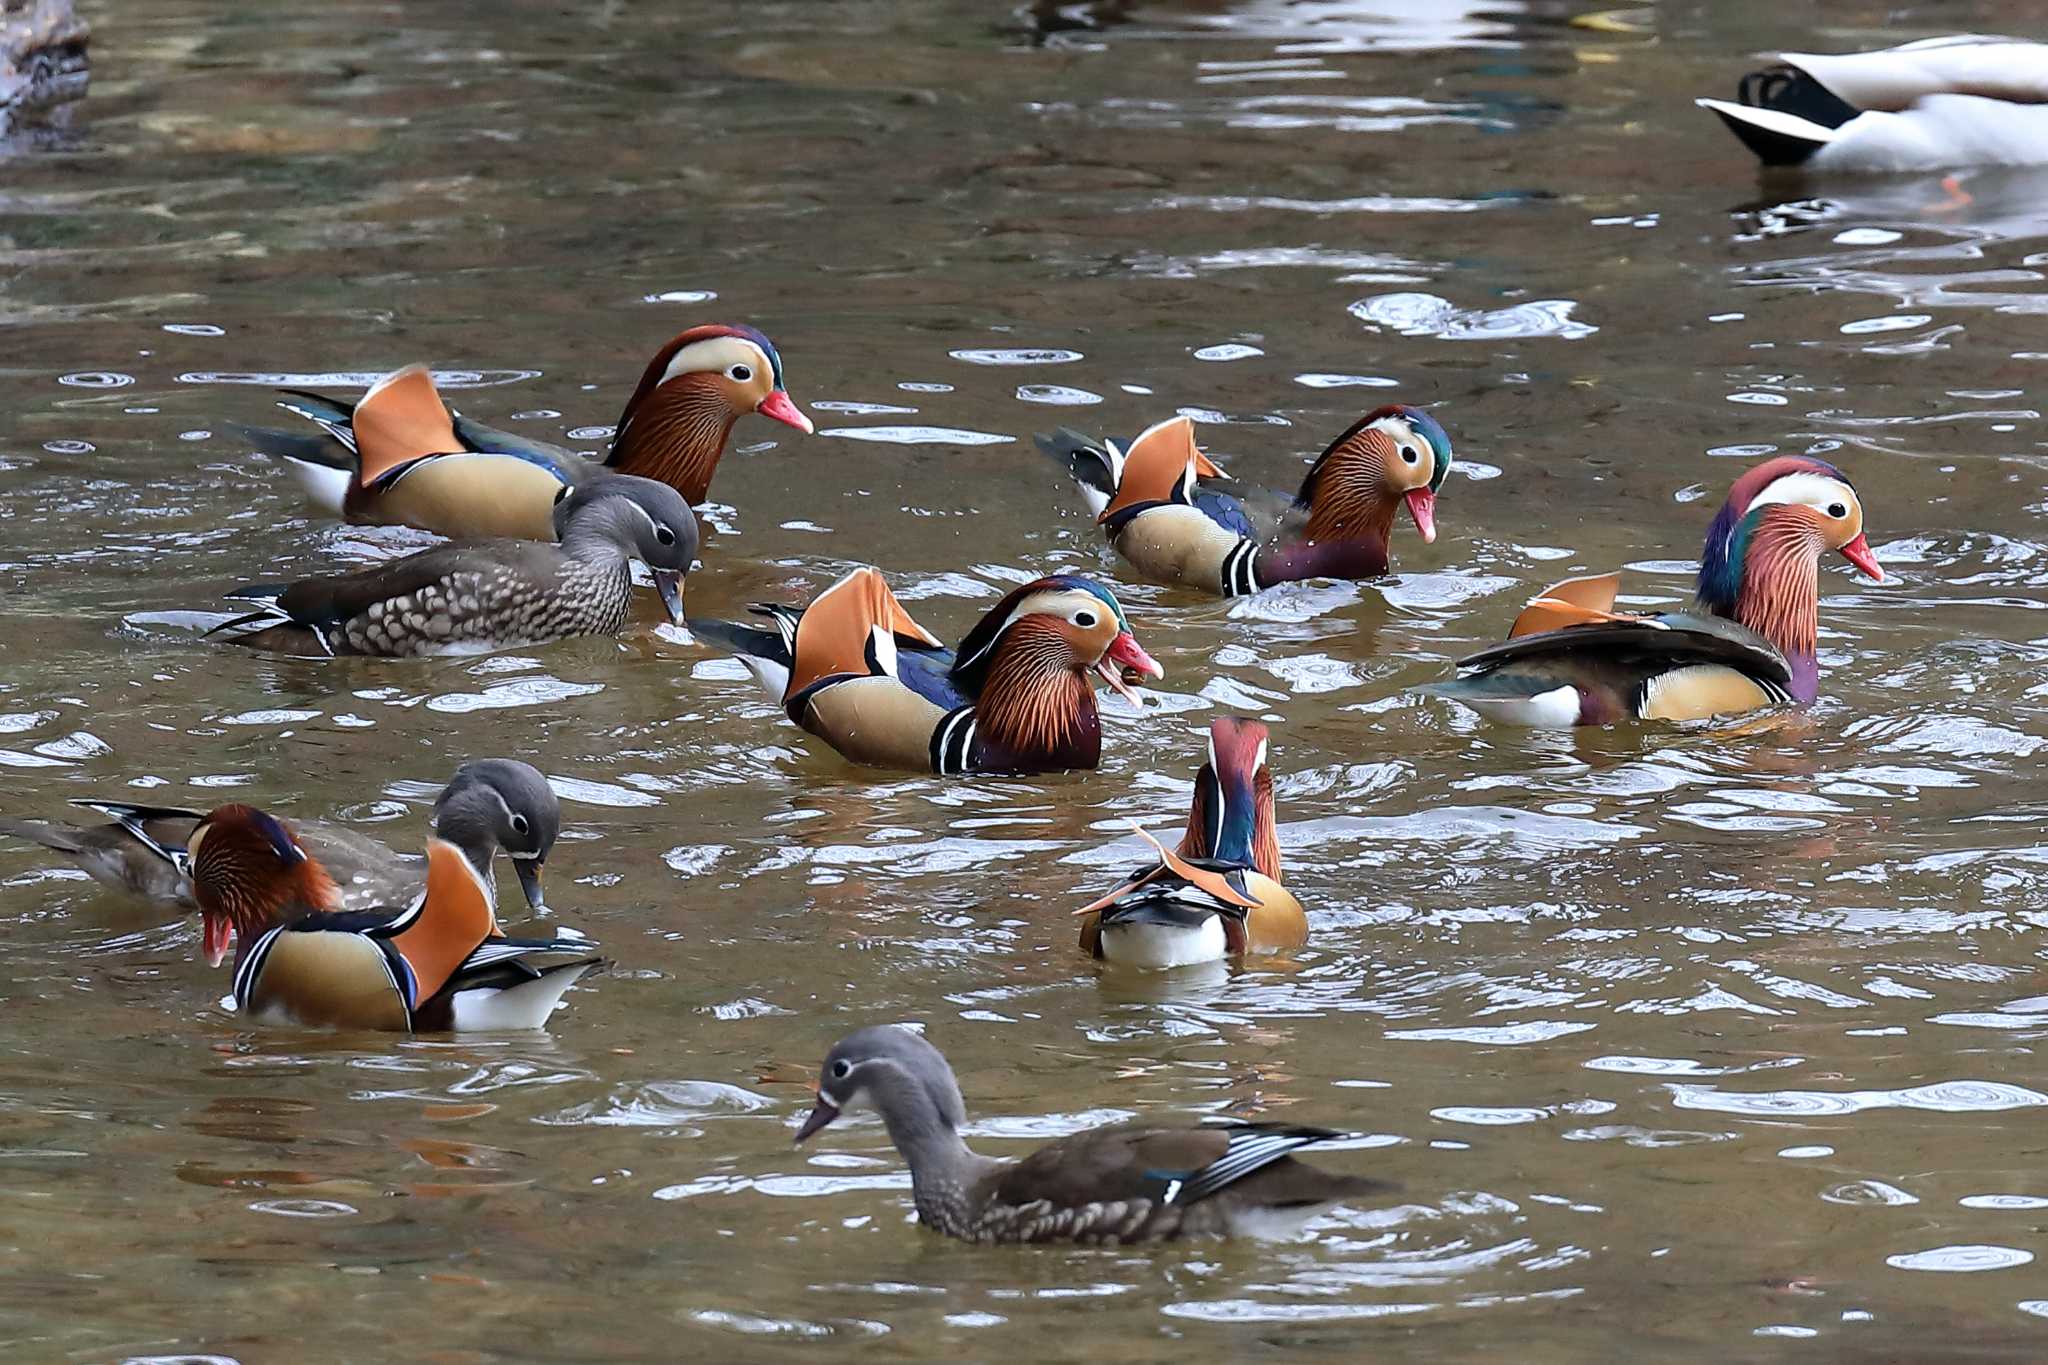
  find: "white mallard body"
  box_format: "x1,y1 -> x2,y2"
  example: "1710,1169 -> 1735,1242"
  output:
1698,36 -> 2048,173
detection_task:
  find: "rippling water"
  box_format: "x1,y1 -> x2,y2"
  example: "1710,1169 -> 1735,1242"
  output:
4,1 -> 2048,1358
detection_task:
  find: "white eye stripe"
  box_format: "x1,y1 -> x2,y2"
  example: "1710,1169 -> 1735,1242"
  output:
1748,473 -> 1856,516
659,337 -> 769,387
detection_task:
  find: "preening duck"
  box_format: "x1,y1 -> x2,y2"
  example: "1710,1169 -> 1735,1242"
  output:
1077,717 -> 1304,969
690,567 -> 1161,775
237,324 -> 812,539
1037,407 -> 1452,596
206,474 -> 697,657
0,759 -> 559,930
1697,36 -> 2048,173
1421,457 -> 1884,726
187,805 -> 598,1032
794,1025 -> 1387,1244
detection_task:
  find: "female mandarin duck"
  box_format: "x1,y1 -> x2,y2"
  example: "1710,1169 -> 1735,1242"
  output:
206,474 -> 696,656
1036,407 -> 1452,595
795,1025 -> 1387,1244
1697,36 -> 2048,173
1077,717 -> 1304,969
690,567 -> 1161,775
1422,457 -> 1884,726
187,805 -> 598,1031
240,324 -> 813,540
0,759 -> 558,927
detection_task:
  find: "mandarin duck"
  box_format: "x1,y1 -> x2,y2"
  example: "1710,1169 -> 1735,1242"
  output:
690,567 -> 1161,775
188,806 -> 598,1032
1698,36 -> 2048,173
237,324 -> 812,540
1077,717 -> 1303,969
0,759 -> 558,931
1036,407 -> 1451,596
207,474 -> 696,656
1421,457 -> 1884,726
794,1025 -> 1387,1245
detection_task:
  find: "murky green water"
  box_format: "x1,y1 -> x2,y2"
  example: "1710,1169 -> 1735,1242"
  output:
4,1 -> 2048,1358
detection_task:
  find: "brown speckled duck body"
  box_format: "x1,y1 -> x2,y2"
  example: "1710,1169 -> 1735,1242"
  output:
795,1026 -> 1386,1245
207,474 -> 697,657
236,325 -> 813,539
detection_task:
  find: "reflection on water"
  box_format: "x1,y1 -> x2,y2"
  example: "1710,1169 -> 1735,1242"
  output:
2,0 -> 2048,1358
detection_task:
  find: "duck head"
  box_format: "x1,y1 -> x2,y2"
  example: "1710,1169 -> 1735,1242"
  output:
606,324 -> 812,504
948,576 -> 1161,771
1298,404 -> 1454,559
182,805 -> 340,968
1182,717 -> 1280,879
794,1024 -> 965,1145
431,759 -> 561,913
553,474 -> 700,623
1697,456 -> 1882,700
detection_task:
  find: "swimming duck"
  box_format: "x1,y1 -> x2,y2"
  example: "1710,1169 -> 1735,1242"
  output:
238,324 -> 813,539
691,567 -> 1161,775
1036,407 -> 1451,596
1077,717 -> 1304,969
206,474 -> 696,656
794,1025 -> 1386,1244
188,805 -> 599,1032
1420,456 -> 1884,726
1697,36 -> 2048,173
0,759 -> 559,931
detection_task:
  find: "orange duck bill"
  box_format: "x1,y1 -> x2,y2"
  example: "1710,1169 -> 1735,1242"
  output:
1404,488 -> 1437,544
757,389 -> 814,435
1099,632 -> 1163,705
1840,532 -> 1884,583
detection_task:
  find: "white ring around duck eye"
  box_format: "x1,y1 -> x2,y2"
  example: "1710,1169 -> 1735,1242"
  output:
1074,610 -> 1098,627
1827,502 -> 1847,518
728,364 -> 753,382
830,1059 -> 853,1079
1401,446 -> 1419,464
511,814 -> 530,835
656,526 -> 677,546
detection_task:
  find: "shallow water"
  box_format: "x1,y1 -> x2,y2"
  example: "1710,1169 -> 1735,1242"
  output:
3,1 -> 2048,1358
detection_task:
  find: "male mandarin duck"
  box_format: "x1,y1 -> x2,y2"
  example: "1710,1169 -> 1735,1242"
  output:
1036,407 -> 1452,595
1077,717 -> 1304,969
206,474 -> 696,656
238,324 -> 813,540
1421,456 -> 1884,726
1697,36 -> 2048,173
187,805 -> 598,1032
0,759 -> 558,924
794,1025 -> 1388,1244
690,567 -> 1161,775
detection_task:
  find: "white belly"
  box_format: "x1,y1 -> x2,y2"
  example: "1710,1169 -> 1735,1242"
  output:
1098,916 -> 1227,969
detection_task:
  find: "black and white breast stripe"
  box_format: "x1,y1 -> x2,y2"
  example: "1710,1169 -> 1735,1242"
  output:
930,706 -> 977,776
1221,541 -> 1261,598
1173,1126 -> 1334,1205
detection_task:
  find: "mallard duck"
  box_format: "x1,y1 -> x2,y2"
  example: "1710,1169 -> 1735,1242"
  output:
690,567 -> 1161,775
188,805 -> 598,1032
1421,456 -> 1884,725
793,1025 -> 1388,1244
206,474 -> 696,656
0,759 -> 558,936
1697,36 -> 2048,173
237,324 -> 812,539
1037,407 -> 1451,595
1077,717 -> 1304,968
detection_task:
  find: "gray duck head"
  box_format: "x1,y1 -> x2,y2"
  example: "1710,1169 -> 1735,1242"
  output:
553,474 -> 700,623
431,758 -> 561,912
795,1025 -> 969,1143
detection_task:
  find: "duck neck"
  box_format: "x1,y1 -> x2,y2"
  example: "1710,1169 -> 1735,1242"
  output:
557,501 -> 637,568
872,1077 -> 994,1235
971,621 -> 1101,770
604,373 -> 735,505
429,799 -> 501,901
1703,510 -> 1824,703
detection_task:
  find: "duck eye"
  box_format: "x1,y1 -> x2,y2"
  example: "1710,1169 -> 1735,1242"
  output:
511,814 -> 530,836
1074,610 -> 1097,628
1826,502 -> 1847,519
830,1059 -> 853,1080
1401,446 -> 1420,465
727,364 -> 753,383
655,526 -> 677,547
